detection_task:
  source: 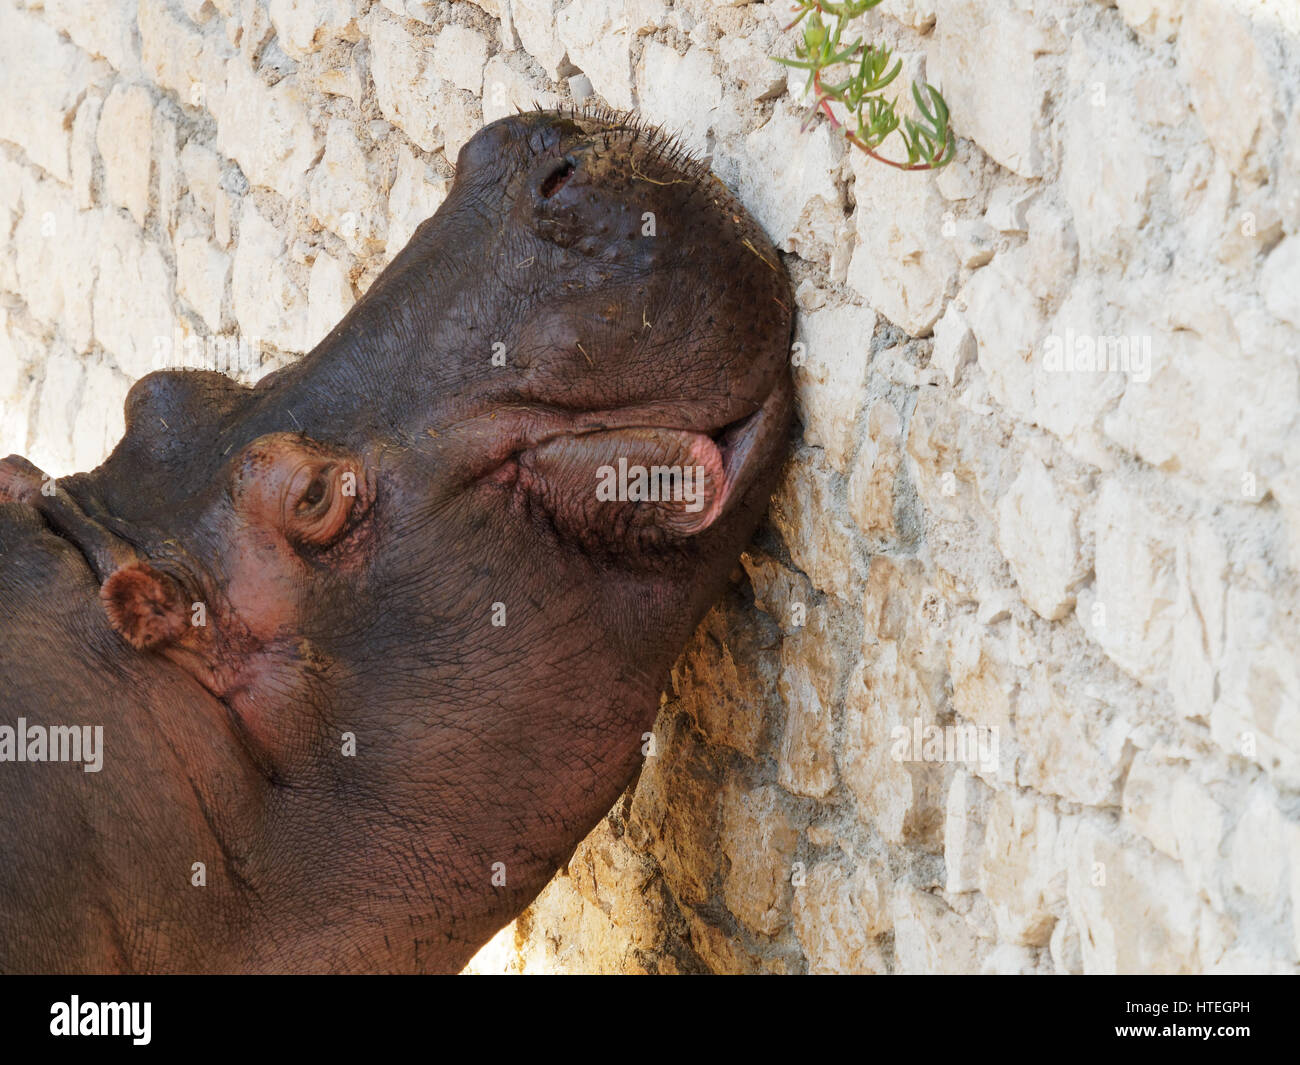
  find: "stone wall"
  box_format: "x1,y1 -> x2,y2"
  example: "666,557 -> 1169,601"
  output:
2,0 -> 1299,974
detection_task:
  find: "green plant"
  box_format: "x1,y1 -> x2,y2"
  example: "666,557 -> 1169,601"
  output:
775,0 -> 955,171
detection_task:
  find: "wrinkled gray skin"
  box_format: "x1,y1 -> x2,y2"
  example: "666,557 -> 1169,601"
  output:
0,107 -> 793,973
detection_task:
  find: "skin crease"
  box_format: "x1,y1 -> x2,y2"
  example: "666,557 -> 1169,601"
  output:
0,106 -> 794,974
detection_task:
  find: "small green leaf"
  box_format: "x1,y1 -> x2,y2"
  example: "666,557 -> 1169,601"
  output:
770,1 -> 954,171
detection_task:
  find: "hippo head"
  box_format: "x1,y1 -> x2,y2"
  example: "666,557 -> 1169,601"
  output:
8,108 -> 792,969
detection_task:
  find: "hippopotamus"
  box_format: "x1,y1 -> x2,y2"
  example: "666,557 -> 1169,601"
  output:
0,106 -> 792,973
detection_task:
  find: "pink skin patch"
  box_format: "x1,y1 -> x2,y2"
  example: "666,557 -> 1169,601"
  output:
519,426 -> 728,538
470,379 -> 787,547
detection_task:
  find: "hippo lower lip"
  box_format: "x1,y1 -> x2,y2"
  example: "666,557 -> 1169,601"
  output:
477,379 -> 787,540
520,426 -> 727,536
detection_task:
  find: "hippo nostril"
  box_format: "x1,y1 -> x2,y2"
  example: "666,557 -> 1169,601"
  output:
540,158 -> 576,198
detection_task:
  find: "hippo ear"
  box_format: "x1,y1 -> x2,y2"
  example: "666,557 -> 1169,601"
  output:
101,563 -> 190,651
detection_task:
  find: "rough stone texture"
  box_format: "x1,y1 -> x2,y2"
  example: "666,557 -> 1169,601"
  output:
216,54 -> 321,202
3,0 -> 1299,975
97,83 -> 155,228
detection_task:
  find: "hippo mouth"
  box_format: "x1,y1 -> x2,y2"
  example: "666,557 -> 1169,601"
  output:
472,377 -> 789,546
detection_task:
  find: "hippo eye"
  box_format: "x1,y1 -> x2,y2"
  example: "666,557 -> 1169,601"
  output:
299,474 -> 328,511
286,462 -> 355,549
234,434 -> 373,556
